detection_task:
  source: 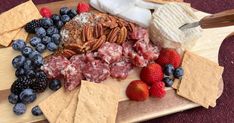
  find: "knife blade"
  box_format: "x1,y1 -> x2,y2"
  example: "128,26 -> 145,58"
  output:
179,21 -> 200,30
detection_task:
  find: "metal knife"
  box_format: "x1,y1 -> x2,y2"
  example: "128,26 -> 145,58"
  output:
179,9 -> 234,30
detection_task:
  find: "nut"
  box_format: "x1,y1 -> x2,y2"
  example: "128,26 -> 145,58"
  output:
107,27 -> 120,42
117,26 -> 127,44
127,23 -> 136,32
92,35 -> 106,51
94,23 -> 103,38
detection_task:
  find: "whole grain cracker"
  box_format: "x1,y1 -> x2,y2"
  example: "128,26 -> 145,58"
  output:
56,88 -> 80,123
0,0 -> 41,35
74,80 -> 119,123
38,88 -> 78,123
177,51 -> 223,108
0,28 -> 21,47
13,28 -> 28,41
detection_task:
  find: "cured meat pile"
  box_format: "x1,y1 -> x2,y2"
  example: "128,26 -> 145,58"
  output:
42,27 -> 160,91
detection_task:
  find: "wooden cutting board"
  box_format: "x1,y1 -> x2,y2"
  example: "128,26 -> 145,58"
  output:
0,0 -> 231,123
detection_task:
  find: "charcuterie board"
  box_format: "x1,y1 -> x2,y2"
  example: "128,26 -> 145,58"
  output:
0,0 -> 232,123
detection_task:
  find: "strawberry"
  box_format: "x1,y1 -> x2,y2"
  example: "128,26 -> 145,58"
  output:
40,7 -> 52,18
156,49 -> 181,68
77,3 -> 90,14
140,63 -> 163,85
126,80 -> 149,101
150,82 -> 166,98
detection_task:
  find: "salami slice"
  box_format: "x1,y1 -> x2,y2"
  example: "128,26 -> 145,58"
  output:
122,41 -> 135,58
110,59 -> 133,79
98,42 -> 122,64
82,60 -> 110,83
41,56 -> 70,79
61,64 -> 83,91
70,54 -> 86,70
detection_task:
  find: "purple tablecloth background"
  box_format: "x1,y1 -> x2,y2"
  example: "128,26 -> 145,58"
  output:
1,0 -> 234,123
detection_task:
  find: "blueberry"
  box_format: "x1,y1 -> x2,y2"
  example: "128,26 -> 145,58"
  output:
29,51 -> 40,59
164,64 -> 175,76
8,93 -> 19,104
55,20 -> 64,29
47,26 -> 59,36
49,79 -> 61,91
47,42 -> 58,52
12,55 -> 26,68
12,39 -> 26,51
19,89 -> 37,104
32,55 -> 44,67
26,69 -> 36,78
51,14 -> 60,22
23,59 -> 34,70
61,15 -> 70,23
174,67 -> 184,79
41,18 -> 54,29
51,34 -> 61,45
15,68 -> 25,77
35,27 -> 46,38
41,36 -> 52,45
31,106 -> 43,116
60,7 -> 69,15
30,37 -> 41,47
13,103 -> 26,115
68,9 -> 77,18
163,77 -> 174,87
35,43 -> 46,53
21,46 -> 33,57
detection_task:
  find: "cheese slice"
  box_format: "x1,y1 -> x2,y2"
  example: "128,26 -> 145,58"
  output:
149,3 -> 202,49
135,0 -> 162,9
90,0 -> 105,13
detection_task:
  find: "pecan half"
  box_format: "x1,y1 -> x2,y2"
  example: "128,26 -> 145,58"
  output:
117,26 -> 127,44
92,35 -> 106,51
82,25 -> 94,42
94,23 -> 103,38
55,49 -> 76,59
82,40 -> 96,52
107,27 -> 120,42
127,23 -> 136,32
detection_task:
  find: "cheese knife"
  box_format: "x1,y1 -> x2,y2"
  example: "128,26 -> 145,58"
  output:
180,9 -> 234,30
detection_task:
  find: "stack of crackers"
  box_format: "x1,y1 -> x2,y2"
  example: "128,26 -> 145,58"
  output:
0,0 -> 41,47
172,51 -> 224,108
39,81 -> 119,123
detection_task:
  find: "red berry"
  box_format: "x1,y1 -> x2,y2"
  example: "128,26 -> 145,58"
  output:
126,80 -> 149,101
150,82 -> 166,98
40,7 -> 52,18
77,3 -> 90,14
156,48 -> 181,68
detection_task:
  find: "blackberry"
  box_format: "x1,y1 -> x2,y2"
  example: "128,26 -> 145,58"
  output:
31,78 -> 48,93
35,71 -> 47,80
25,20 -> 42,33
11,76 -> 34,95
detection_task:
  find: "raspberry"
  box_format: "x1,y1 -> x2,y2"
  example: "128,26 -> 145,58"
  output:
77,3 -> 90,14
150,82 -> 166,98
40,7 -> 52,18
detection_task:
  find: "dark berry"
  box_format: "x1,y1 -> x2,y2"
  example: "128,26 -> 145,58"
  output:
163,77 -> 174,87
35,27 -> 46,38
30,37 -> 41,47
23,59 -> 34,70
61,15 -> 70,23
32,78 -> 48,93
35,43 -> 46,53
13,103 -> 26,115
49,79 -> 61,91
21,46 -> 33,57
55,20 -> 64,29
12,55 -> 26,68
29,51 -> 40,59
8,93 -> 19,104
15,68 -> 25,77
51,14 -> 60,22
51,34 -> 61,45
31,106 -> 43,116
47,42 -> 58,52
68,9 -> 77,18
32,55 -> 44,67
41,18 -> 53,29
12,39 -> 26,51
35,71 -> 47,79
25,19 -> 42,33
26,69 -> 36,78
47,26 -> 59,36
41,36 -> 51,45
19,89 -> 37,104
164,64 -> 175,76
11,76 -> 34,95
60,7 -> 69,15
174,67 -> 184,79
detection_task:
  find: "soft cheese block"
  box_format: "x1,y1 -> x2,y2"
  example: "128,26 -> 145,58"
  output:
149,3 -> 202,49
135,0 -> 161,9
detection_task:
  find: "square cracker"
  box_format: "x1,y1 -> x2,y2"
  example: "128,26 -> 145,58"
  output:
13,28 -> 28,41
39,88 -> 78,123
0,0 -> 41,35
177,51 -> 223,108
0,28 -> 21,47
74,80 -> 119,123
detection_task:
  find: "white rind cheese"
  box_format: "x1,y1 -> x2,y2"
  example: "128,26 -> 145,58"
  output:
149,3 -> 202,49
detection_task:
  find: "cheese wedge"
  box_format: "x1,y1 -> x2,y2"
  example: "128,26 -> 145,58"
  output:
149,3 -> 202,49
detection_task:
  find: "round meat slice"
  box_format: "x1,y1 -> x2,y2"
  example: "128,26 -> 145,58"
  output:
142,43 -> 160,61
85,52 -> 98,62
41,56 -> 70,78
132,55 -> 148,67
98,42 -> 123,64
82,60 -> 110,83
122,41 -> 135,58
70,54 -> 86,70
110,59 -> 133,79
61,63 -> 84,91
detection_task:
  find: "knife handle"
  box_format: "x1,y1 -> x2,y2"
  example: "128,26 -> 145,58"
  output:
200,9 -> 234,28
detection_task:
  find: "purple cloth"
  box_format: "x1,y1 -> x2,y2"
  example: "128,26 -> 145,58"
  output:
0,0 -> 234,123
